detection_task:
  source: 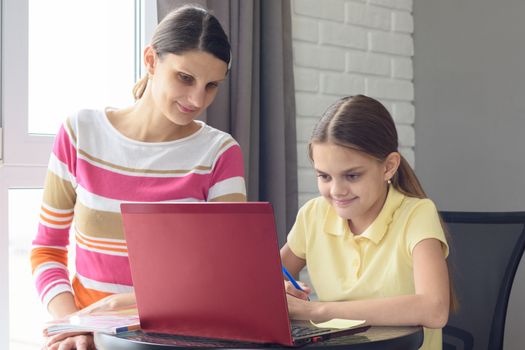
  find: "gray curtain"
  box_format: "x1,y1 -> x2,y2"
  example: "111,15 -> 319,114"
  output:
157,0 -> 298,246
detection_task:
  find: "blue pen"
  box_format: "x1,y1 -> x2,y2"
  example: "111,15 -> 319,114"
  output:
282,265 -> 310,300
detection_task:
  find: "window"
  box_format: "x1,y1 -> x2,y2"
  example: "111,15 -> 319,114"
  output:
0,1 -> 157,349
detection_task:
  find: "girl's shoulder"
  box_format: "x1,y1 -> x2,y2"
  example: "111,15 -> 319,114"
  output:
396,194 -> 439,223
297,196 -> 331,217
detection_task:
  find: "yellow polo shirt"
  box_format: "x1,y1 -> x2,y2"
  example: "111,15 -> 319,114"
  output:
287,186 -> 448,350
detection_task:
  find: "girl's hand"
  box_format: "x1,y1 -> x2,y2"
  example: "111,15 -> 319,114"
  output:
286,294 -> 329,323
44,332 -> 94,350
284,280 -> 311,300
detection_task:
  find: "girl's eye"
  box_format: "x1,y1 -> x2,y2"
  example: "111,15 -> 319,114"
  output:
178,73 -> 194,84
346,174 -> 360,181
207,82 -> 219,89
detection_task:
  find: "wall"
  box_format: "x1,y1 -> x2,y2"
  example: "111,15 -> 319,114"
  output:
413,0 -> 525,348
291,0 -> 415,206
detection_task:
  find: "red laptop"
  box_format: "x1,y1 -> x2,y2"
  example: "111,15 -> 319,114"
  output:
120,202 -> 366,346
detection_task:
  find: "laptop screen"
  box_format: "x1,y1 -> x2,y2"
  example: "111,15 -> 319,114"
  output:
121,202 -> 294,345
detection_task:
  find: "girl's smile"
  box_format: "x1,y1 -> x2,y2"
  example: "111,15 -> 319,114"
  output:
311,142 -> 392,234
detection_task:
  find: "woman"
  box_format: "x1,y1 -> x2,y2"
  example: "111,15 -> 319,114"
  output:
32,5 -> 246,350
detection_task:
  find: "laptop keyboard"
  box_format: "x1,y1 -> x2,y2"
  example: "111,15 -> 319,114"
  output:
119,331 -> 272,348
290,322 -> 331,338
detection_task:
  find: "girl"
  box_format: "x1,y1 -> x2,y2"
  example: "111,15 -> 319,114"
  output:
281,95 -> 451,350
32,5 -> 246,350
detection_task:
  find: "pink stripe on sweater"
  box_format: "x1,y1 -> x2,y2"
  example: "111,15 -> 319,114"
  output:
36,267 -> 70,295
75,146 -> 244,201
33,223 -> 71,247
211,145 -> 245,185
75,245 -> 133,286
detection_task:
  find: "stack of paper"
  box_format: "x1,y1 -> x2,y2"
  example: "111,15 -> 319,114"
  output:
43,306 -> 140,336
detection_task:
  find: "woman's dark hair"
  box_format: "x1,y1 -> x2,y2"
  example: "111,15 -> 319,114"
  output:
133,5 -> 231,100
308,94 -> 426,198
309,94 -> 458,312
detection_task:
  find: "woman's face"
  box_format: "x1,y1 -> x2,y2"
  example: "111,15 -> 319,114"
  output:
311,142 -> 397,232
146,49 -> 228,126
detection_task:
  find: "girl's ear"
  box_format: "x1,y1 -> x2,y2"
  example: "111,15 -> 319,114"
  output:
384,152 -> 401,181
143,46 -> 157,76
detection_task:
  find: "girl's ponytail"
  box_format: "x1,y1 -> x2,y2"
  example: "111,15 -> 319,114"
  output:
392,155 -> 427,199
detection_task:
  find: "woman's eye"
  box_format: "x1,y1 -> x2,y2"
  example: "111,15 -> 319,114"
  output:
178,73 -> 193,84
317,174 -> 330,181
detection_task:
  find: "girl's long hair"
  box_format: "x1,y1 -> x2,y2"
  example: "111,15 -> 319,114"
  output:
309,94 -> 457,312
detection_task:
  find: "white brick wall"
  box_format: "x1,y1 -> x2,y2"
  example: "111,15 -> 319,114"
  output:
291,0 -> 415,206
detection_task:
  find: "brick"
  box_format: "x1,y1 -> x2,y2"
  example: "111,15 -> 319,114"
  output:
293,42 -> 320,68
392,102 -> 415,124
295,92 -> 339,117
321,73 -> 366,96
381,100 -> 394,116
397,125 -> 415,147
399,146 -> 415,168
294,67 -> 319,92
369,31 -> 413,56
392,57 -> 413,79
392,11 -> 414,33
320,22 -> 367,49
345,2 -> 391,31
368,0 -> 412,11
346,51 -> 390,76
292,17 -> 319,43
293,0 -> 345,21
319,47 -> 346,71
296,117 -> 320,142
366,77 -> 414,100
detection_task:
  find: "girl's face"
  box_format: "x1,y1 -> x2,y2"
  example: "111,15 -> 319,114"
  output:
146,49 -> 227,126
311,142 -> 398,233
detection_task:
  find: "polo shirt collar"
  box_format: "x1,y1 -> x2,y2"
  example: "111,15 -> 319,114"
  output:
322,185 -> 405,242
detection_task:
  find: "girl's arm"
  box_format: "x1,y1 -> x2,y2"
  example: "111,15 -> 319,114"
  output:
280,244 -> 311,300
286,238 -> 450,329
280,244 -> 306,278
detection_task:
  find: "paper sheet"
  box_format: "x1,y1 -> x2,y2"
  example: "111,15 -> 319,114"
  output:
311,319 -> 366,329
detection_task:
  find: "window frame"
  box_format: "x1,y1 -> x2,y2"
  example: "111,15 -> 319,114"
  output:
0,1 -> 157,348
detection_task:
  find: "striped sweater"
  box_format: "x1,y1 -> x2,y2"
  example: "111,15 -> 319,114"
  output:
31,109 -> 246,309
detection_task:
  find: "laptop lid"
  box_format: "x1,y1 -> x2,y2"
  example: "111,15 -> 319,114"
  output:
121,202 -> 295,345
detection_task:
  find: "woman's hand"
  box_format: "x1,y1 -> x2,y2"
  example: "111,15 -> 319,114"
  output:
44,332 -> 94,350
42,293 -> 136,349
78,292 -> 136,315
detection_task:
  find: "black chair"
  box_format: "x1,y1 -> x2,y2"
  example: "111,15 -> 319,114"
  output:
440,211 -> 525,350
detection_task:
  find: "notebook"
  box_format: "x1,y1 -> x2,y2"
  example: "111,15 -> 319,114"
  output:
121,202 -> 367,346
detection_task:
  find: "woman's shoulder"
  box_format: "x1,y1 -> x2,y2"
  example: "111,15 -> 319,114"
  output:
65,108 -> 106,129
198,122 -> 238,143
59,109 -> 106,140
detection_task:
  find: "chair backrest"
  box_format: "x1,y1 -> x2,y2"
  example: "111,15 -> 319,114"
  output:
440,211 -> 525,350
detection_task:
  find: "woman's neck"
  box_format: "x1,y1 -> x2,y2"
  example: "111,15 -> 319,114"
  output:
107,100 -> 201,142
